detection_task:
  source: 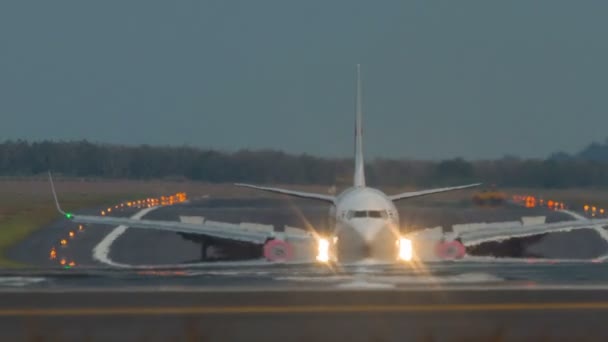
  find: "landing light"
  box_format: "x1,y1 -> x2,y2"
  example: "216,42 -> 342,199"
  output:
316,238 -> 330,263
397,238 -> 413,262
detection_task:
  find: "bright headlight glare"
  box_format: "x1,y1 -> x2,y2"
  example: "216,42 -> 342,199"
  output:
398,238 -> 413,261
316,238 -> 330,263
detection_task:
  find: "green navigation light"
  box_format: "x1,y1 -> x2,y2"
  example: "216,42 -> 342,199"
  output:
66,213 -> 73,219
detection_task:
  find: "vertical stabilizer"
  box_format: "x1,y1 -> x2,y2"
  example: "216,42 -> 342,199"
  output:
354,65 -> 366,187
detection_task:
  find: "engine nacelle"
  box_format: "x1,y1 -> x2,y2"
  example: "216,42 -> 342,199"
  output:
263,239 -> 294,262
435,240 -> 466,260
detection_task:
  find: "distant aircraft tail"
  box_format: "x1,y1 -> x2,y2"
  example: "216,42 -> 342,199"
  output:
353,64 -> 365,187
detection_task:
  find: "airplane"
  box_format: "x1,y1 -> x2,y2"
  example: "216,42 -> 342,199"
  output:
50,66 -> 608,264
231,65 -> 481,262
49,65 -> 479,263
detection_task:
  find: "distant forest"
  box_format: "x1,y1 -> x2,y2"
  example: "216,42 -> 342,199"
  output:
2,140 -> 608,188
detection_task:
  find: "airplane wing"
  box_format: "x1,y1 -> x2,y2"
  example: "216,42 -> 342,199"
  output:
66,214 -> 311,244
459,217 -> 608,247
389,183 -> 482,201
234,183 -> 336,204
49,173 -> 311,244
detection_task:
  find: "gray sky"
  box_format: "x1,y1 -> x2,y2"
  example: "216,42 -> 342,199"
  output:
1,1 -> 607,160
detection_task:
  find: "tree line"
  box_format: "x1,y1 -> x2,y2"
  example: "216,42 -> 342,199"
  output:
1,140 -> 608,188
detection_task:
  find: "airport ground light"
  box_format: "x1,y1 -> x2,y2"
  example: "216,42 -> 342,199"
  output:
512,194 -> 606,218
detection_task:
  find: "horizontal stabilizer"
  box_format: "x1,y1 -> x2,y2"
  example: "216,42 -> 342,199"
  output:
389,183 -> 482,202
234,183 -> 336,204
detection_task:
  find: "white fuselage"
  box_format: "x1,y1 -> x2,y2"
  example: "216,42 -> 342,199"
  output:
328,187 -> 400,261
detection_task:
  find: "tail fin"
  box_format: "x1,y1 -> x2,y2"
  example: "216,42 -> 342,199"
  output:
354,64 -> 366,187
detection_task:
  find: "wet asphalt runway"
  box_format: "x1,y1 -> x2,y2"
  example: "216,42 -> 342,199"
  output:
3,287 -> 608,341
5,197 -> 608,341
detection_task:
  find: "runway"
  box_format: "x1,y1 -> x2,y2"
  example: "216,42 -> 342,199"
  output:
6,197 -> 584,268
5,197 -> 608,340
1,260 -> 608,290
3,286 -> 608,341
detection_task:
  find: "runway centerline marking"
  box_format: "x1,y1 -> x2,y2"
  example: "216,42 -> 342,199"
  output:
3,302 -> 608,316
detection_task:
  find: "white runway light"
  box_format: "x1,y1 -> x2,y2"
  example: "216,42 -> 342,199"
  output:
398,238 -> 413,261
316,238 -> 330,263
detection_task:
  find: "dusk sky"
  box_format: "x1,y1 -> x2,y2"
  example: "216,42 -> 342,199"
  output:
1,1 -> 608,160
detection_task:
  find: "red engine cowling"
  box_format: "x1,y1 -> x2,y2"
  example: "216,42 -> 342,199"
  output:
435,240 -> 466,260
263,239 -> 294,262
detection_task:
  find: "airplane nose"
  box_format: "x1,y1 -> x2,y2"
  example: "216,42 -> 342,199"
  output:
336,219 -> 398,262
349,219 -> 388,244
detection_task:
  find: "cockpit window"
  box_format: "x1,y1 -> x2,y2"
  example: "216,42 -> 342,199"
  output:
347,210 -> 388,219
353,211 -> 367,218
368,210 -> 387,218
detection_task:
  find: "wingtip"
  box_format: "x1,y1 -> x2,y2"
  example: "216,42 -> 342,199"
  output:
464,183 -> 482,190
48,171 -> 67,216
234,183 -> 255,187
